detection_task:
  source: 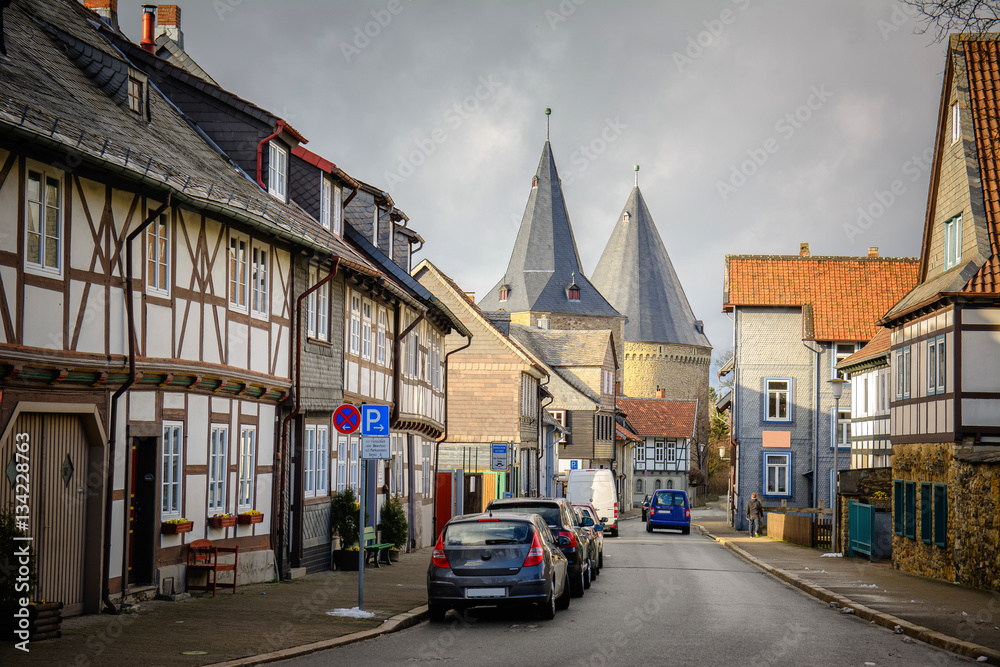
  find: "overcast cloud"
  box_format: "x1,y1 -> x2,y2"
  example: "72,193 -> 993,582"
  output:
117,0 -> 947,382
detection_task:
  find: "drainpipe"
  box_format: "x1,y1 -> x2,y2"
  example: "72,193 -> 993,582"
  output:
277,257 -> 339,578
256,120 -> 291,191
802,338 -> 822,512
342,184 -> 359,209
431,333 -> 472,544
103,195 -> 170,614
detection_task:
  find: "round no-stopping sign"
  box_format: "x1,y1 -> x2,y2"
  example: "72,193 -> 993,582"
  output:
334,404 -> 361,434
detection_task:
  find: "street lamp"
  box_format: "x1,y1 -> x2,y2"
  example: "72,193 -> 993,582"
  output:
828,377 -> 850,554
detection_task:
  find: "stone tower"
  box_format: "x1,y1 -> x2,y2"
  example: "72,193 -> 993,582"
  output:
591,178 -> 712,447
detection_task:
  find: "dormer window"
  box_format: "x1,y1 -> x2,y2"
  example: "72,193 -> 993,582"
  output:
499,285 -> 509,302
532,176 -> 538,188
566,275 -> 580,301
623,212 -> 630,223
268,141 -> 288,201
320,176 -> 332,229
951,102 -> 961,144
944,213 -> 963,269
128,76 -> 144,115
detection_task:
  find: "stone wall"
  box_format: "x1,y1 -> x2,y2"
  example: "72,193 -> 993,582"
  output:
952,454 -> 1000,590
892,442 -> 954,580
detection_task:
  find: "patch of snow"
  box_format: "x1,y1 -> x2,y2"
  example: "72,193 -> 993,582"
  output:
820,552 -> 843,558
858,583 -> 879,588
326,607 -> 375,619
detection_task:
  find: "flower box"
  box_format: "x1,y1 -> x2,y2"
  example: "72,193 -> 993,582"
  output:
161,520 -> 193,535
208,515 -> 237,529
238,512 -> 263,525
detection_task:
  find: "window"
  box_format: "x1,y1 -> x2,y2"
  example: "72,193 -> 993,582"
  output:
408,328 -> 419,378
764,452 -> 790,497
567,285 -> 580,301
635,478 -> 643,492
635,442 -> 645,464
238,426 -> 256,508
422,443 -> 432,498
268,141 -> 287,200
928,336 -> 946,394
349,437 -> 359,492
362,301 -> 372,360
893,480 -> 904,536
920,483 -> 932,544
951,102 -> 961,144
765,379 -> 791,422
305,424 -> 329,498
320,176 -> 332,229
373,206 -> 381,246
499,285 -> 509,302
346,295 -> 359,354
251,244 -> 268,316
332,183 -> 343,236
336,436 -> 347,493
431,338 -> 442,390
904,481 -> 916,539
667,441 -> 677,464
933,484 -> 947,547
146,213 -> 169,294
654,440 -> 664,463
666,479 -> 674,489
208,425 -> 228,512
654,479 -> 661,491
162,422 -> 183,516
25,171 -> 62,273
894,346 -> 911,399
833,343 -> 855,378
376,309 -> 387,365
944,214 -> 962,270
835,408 -> 850,448
127,76 -> 144,115
306,267 -> 328,341
229,235 -> 248,310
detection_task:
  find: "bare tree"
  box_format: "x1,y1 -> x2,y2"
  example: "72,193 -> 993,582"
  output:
903,0 -> 1000,42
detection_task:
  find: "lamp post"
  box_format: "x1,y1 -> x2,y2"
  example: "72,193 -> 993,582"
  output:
828,377 -> 850,554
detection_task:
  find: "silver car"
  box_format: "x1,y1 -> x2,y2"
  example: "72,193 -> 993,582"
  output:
427,512 -> 571,621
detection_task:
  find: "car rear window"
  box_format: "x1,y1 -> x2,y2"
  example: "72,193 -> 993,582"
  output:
444,520 -> 533,546
490,503 -> 561,526
655,492 -> 686,507
577,507 -> 595,521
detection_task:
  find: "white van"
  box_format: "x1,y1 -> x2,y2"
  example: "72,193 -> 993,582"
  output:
566,469 -> 619,537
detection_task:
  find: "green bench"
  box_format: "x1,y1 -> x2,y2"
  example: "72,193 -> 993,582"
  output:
363,526 -> 395,567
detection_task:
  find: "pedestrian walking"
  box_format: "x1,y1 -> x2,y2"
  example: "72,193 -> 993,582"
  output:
746,492 -> 763,537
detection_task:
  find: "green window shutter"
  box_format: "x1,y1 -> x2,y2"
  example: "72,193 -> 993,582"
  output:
893,480 -> 904,536
904,481 -> 916,539
920,483 -> 932,543
933,484 -> 947,547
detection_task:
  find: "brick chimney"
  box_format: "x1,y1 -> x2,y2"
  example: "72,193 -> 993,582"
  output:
868,246 -> 879,258
140,5 -> 156,53
157,4 -> 183,49
656,388 -> 667,399
799,242 -> 810,257
80,0 -> 119,31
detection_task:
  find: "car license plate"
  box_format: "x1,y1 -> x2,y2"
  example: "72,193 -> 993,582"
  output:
466,587 -> 506,598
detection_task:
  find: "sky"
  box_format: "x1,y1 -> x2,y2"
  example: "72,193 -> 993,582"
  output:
118,0 -> 949,386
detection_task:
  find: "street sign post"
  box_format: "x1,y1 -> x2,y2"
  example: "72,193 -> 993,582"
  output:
362,435 -> 390,460
491,442 -> 508,471
357,403 -> 391,610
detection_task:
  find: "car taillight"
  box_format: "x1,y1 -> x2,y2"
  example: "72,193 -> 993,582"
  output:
614,502 -> 619,518
432,534 -> 450,569
558,530 -> 578,547
523,531 -> 544,567
649,508 -> 655,516
686,510 -> 690,518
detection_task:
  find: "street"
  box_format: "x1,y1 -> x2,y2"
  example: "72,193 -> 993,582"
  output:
277,511 -> 971,666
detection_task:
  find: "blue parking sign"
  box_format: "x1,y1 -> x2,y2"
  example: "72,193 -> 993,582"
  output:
361,404 -> 390,436
570,460 -> 578,470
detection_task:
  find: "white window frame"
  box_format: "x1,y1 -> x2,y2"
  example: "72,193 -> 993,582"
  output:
833,343 -> 855,378
373,206 -> 381,246
306,268 -> 329,341
229,233 -> 249,311
320,176 -> 332,229
764,378 -> 792,423
304,424 -> 330,498
349,436 -> 359,492
944,214 -> 962,270
268,141 -> 288,200
928,335 -> 946,395
895,346 -> 911,399
432,337 -> 442,391
635,444 -> 645,465
146,213 -> 170,295
162,422 -> 183,517
362,300 -> 373,360
667,440 -> 677,464
654,440 -> 664,463
408,329 -> 419,378
349,294 -> 361,355
251,242 -> 269,317
764,452 -> 791,497
238,426 -> 256,509
332,183 -> 343,236
336,436 -> 347,493
422,442 -> 432,499
952,102 -> 961,144
25,169 -> 63,276
834,408 -> 851,449
376,308 -> 387,365
208,425 -> 228,513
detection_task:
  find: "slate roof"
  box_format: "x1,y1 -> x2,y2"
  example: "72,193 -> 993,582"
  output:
477,141 -> 621,319
591,186 -> 710,347
616,398 -> 698,439
723,254 -> 919,341
506,324 -> 612,368
153,33 -> 218,86
838,327 -> 891,371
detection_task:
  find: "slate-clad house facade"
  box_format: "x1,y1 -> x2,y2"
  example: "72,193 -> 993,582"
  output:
721,247 -> 918,531
880,35 -> 1000,589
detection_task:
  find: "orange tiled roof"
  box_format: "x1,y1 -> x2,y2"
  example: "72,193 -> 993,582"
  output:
616,398 -> 697,439
616,422 -> 641,443
962,39 -> 1000,295
838,327 -> 891,369
723,255 -> 919,341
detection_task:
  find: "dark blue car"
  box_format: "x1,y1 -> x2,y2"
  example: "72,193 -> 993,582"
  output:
645,489 -> 690,534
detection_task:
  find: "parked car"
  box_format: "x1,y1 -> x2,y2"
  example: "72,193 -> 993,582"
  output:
571,506 -> 599,583
566,469 -> 619,537
572,502 -> 604,571
641,495 -> 651,522
646,489 -> 691,534
427,512 -> 570,622
487,497 -> 591,597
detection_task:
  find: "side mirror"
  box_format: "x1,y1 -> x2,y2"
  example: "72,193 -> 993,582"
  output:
600,517 -> 608,524
582,517 -> 595,527
558,535 -> 572,547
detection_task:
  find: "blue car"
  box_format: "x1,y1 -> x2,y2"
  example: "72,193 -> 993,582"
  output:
645,489 -> 691,534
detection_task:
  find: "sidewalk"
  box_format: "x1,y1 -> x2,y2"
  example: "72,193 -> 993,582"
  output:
694,506 -> 1000,665
1,550 -> 431,667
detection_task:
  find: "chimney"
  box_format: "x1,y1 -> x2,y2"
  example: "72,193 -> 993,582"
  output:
156,5 -> 183,49
868,246 -> 879,258
140,5 -> 156,53
656,389 -> 667,399
799,242 -> 810,257
81,0 -> 119,31
537,317 -> 550,330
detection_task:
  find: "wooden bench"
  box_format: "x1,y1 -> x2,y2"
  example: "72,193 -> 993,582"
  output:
186,538 -> 239,596
363,526 -> 394,568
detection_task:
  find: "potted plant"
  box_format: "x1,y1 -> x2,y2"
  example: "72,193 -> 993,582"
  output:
380,495 -> 408,559
330,488 -> 360,570
161,518 -> 193,534
238,510 -> 264,525
207,513 -> 237,529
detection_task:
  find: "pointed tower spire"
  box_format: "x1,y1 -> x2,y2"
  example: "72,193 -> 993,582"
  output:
545,107 -> 551,141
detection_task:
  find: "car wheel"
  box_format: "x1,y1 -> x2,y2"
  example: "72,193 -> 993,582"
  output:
571,565 -> 585,597
592,555 -> 600,577
682,526 -> 690,535
642,512 -> 647,522
611,526 -> 619,538
539,578 -> 557,620
646,521 -> 652,533
583,559 -> 592,589
556,573 -> 571,610
598,550 -> 604,569
428,602 -> 448,623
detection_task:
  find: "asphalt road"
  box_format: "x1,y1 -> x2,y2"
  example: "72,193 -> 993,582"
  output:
278,512 -> 972,666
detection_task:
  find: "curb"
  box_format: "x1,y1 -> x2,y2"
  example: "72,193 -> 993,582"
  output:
206,605 -> 429,666
695,524 -> 1000,666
